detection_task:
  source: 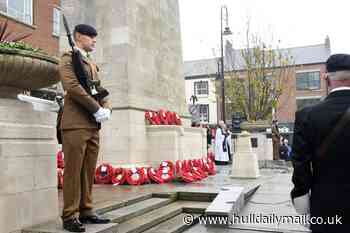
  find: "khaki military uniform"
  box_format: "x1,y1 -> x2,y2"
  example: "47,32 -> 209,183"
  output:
59,51 -> 111,221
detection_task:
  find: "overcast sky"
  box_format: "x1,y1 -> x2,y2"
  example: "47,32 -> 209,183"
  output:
179,0 -> 350,61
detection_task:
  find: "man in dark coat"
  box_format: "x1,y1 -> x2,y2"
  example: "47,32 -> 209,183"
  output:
291,54 -> 350,232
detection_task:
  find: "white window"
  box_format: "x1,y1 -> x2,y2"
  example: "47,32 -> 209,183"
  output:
199,104 -> 209,122
194,81 -> 209,95
0,0 -> 33,25
53,8 -> 60,36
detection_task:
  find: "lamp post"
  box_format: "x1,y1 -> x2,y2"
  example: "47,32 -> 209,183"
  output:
220,5 -> 232,122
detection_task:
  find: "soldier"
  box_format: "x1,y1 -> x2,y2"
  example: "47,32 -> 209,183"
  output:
291,54 -> 350,233
271,119 -> 280,160
59,24 -> 111,232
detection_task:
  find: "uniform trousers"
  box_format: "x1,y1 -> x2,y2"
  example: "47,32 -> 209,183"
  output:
61,128 -> 99,221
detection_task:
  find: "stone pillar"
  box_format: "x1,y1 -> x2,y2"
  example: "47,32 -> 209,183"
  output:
231,131 -> 260,178
0,98 -> 58,233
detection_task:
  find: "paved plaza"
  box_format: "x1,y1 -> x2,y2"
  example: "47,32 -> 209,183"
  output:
56,165 -> 310,233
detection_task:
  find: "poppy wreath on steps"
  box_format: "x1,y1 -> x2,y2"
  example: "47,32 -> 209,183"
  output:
95,163 -> 114,184
111,167 -> 127,185
157,161 -> 175,183
180,171 -> 196,183
142,167 -> 151,184
194,159 -> 208,178
152,112 -> 162,125
145,111 -> 156,125
158,109 -> 169,125
147,167 -> 164,184
165,111 -> 175,125
192,159 -> 203,170
126,167 -> 145,185
57,150 -> 64,169
175,160 -> 195,183
205,157 -> 216,175
173,112 -> 182,125
57,168 -> 64,189
190,166 -> 204,180
145,111 -> 161,125
175,160 -> 184,177
182,160 -> 193,173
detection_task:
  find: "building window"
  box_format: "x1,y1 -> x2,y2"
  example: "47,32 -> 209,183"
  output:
53,8 -> 61,36
296,97 -> 321,110
0,0 -> 33,25
0,0 -> 6,12
296,71 -> 320,90
194,81 -> 209,95
199,104 -> 209,122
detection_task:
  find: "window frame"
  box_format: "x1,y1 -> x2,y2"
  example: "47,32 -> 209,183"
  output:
0,0 -> 33,25
194,80 -> 209,96
52,7 -> 61,37
199,104 -> 209,122
296,70 -> 321,91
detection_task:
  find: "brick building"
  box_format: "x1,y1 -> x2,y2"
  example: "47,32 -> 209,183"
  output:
0,0 -> 61,56
184,37 -> 331,128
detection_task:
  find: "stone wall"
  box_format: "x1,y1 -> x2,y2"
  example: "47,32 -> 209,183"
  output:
0,99 -> 58,233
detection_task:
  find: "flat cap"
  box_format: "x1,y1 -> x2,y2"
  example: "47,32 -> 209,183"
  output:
74,24 -> 98,37
326,54 -> 350,72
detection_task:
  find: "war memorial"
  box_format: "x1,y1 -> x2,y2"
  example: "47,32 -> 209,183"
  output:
0,1 -> 308,233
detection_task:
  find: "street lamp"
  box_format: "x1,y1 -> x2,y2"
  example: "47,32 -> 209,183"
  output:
220,5 -> 232,122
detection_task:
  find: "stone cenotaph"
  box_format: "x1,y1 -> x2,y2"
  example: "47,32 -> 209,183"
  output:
61,0 -> 206,167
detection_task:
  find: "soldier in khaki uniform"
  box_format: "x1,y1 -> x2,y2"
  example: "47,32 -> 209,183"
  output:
59,24 -> 111,232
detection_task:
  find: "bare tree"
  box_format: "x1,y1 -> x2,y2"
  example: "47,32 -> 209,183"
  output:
225,25 -> 295,122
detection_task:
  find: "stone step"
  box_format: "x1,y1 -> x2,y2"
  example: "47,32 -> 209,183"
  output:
177,192 -> 218,202
22,219 -> 118,233
142,213 -> 201,233
116,201 -> 210,233
96,193 -> 153,215
103,197 -> 174,223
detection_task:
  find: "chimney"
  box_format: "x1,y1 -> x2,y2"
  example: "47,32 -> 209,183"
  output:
325,35 -> 331,53
225,40 -> 234,70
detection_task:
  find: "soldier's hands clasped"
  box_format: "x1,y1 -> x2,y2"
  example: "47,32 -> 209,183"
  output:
93,108 -> 111,123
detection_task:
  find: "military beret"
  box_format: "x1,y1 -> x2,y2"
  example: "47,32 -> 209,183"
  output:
326,54 -> 350,72
74,24 -> 98,37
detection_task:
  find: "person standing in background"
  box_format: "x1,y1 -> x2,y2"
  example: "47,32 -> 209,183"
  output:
214,121 -> 229,165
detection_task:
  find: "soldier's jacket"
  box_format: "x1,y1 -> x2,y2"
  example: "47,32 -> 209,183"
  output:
59,51 -> 111,130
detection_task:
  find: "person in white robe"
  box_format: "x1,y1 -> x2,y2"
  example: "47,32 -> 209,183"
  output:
226,130 -> 233,161
215,121 -> 229,164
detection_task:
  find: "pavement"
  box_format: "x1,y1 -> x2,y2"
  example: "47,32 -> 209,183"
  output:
58,164 -> 310,233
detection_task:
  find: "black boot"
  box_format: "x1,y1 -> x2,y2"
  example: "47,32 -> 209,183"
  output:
63,218 -> 85,232
79,214 -> 111,224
